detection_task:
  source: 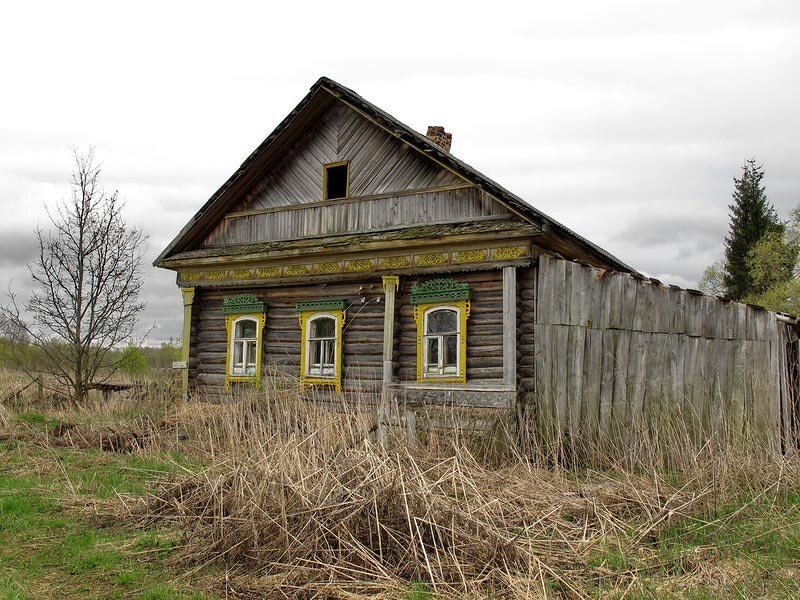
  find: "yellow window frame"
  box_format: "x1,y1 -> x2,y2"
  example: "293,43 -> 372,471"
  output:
322,160 -> 350,200
299,309 -> 345,391
414,300 -> 470,383
225,312 -> 266,387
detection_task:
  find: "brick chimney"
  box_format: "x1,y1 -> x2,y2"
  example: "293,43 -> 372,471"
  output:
426,126 -> 452,153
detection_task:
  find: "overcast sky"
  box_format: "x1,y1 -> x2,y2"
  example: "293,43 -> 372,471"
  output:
1,1 -> 798,344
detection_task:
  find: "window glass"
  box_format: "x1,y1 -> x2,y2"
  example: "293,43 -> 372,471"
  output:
236,319 -> 257,339
311,317 -> 335,339
426,337 -> 439,370
444,335 -> 458,368
427,310 -> 457,334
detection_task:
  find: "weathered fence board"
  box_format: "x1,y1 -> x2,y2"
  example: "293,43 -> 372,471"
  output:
534,256 -> 789,442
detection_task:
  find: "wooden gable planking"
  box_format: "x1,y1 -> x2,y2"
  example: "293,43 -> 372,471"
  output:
203,187 -> 513,245
240,102 -> 463,211
201,101 -> 515,247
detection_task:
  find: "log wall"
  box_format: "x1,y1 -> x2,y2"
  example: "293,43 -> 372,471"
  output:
395,270 -> 506,384
189,279 -> 385,398
534,255 -> 786,441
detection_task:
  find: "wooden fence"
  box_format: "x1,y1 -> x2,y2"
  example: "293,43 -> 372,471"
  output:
534,256 -> 799,446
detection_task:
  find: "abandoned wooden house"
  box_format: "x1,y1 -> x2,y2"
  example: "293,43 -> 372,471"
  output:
155,77 -> 799,447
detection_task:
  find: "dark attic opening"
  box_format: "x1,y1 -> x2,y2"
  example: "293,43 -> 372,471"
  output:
324,161 -> 349,199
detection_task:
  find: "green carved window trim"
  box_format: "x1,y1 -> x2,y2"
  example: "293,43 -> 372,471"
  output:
295,298 -> 347,312
410,279 -> 472,305
223,294 -> 267,314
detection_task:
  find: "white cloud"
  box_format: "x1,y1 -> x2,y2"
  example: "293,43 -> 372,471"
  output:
1,0 -> 799,341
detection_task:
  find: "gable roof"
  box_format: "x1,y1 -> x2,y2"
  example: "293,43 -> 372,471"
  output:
155,77 -> 637,274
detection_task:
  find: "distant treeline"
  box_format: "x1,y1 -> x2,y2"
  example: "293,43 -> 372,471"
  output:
0,336 -> 181,380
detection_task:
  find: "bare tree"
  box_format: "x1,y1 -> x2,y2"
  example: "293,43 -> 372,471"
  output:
1,150 -> 147,402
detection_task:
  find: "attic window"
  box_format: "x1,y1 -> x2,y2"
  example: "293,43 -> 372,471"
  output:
323,161 -> 349,200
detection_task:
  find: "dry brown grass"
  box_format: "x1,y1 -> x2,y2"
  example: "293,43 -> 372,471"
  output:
3,370 -> 798,598
74,386 -> 797,599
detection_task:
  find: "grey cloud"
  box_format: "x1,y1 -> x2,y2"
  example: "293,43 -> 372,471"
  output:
0,231 -> 39,266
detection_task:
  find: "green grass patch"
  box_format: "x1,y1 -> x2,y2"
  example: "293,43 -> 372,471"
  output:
0,439 -> 215,599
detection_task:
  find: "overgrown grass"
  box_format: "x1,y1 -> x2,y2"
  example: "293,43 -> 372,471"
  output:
1,369 -> 799,598
0,440 -> 217,599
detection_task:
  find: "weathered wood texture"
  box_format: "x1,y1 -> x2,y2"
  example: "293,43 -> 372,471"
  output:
188,280 -> 385,400
778,322 -> 800,450
205,187 -> 510,245
201,102 -> 513,246
517,266 -> 536,403
395,270 -> 505,383
535,256 -> 785,442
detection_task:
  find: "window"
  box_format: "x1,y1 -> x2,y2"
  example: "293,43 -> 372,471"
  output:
296,299 -> 346,391
230,317 -> 259,376
307,315 -> 336,377
223,294 -> 266,386
411,278 -> 472,383
423,308 -> 460,377
323,161 -> 349,200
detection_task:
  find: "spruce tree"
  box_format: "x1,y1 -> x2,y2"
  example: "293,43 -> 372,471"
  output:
723,158 -> 781,300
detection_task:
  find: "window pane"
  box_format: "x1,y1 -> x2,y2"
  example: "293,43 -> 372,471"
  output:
309,339 -> 335,377
232,341 -> 244,374
427,310 -> 457,334
311,317 -> 335,339
246,340 -> 258,366
236,319 -> 257,339
444,335 -> 458,367
310,340 -> 321,367
426,337 -> 439,372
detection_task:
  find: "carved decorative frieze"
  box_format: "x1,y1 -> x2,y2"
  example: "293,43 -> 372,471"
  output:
223,294 -> 266,314
229,268 -> 252,280
314,261 -> 341,274
454,249 -> 487,263
346,259 -> 374,272
379,255 -> 411,269
284,264 -> 308,276
491,246 -> 527,260
255,266 -> 280,278
177,243 -> 529,285
416,252 -> 447,266
295,298 -> 348,312
410,278 -> 472,304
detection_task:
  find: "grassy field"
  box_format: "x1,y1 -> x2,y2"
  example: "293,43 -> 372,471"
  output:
1,372 -> 799,599
0,436 -> 217,599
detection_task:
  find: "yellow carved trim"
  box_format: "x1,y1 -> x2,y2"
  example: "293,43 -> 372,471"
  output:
229,268 -> 252,280
255,266 -> 280,278
284,264 -> 309,276
379,255 -> 411,269
491,246 -> 527,260
314,261 -> 341,274
416,252 -> 447,266
205,270 -> 226,281
224,312 -> 266,388
454,249 -> 487,263
414,300 -> 470,384
346,259 -> 373,272
184,271 -> 201,281
298,309 -> 345,392
382,275 -> 399,294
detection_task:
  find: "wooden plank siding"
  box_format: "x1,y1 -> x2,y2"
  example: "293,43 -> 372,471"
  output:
200,102 -> 512,247
205,187 -> 511,245
534,255 -> 785,442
